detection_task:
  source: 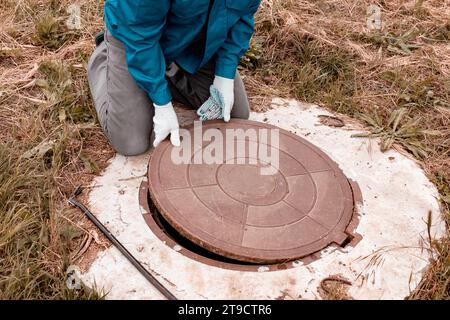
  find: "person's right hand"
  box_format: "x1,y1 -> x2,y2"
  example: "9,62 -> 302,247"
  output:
153,102 -> 181,148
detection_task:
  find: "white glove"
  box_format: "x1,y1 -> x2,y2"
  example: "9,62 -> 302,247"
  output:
213,76 -> 234,122
153,102 -> 181,148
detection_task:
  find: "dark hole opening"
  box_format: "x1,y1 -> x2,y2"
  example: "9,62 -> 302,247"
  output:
147,192 -> 260,266
340,234 -> 354,248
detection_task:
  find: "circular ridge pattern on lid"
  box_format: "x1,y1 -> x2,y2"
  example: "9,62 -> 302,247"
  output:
148,120 -> 355,264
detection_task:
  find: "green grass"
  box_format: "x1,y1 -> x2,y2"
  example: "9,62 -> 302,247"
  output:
0,0 -> 108,299
0,142 -> 103,299
352,107 -> 439,158
1,0 -> 449,300
242,0 -> 450,299
34,14 -> 69,49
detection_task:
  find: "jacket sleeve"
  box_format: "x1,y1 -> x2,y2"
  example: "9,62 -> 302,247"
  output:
107,1 -> 172,106
214,3 -> 261,79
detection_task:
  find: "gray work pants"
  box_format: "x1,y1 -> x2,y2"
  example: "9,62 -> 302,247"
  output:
87,29 -> 250,156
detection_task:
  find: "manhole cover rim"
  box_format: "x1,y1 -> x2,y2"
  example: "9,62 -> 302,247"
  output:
148,119 -> 358,264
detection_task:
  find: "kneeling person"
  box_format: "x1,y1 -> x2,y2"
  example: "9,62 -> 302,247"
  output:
88,0 -> 261,155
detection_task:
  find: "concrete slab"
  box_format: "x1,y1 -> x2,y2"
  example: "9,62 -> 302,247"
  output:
81,99 -> 445,300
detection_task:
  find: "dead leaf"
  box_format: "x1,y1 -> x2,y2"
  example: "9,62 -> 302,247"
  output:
318,115 -> 345,127
22,140 -> 55,159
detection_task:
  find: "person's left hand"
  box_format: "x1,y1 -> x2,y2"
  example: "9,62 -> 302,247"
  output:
213,76 -> 234,122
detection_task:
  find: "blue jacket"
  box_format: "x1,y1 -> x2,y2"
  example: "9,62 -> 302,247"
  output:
104,0 -> 261,105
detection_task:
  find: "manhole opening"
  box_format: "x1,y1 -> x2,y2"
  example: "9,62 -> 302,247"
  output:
340,234 -> 354,248
147,192 -> 258,267
143,120 -> 363,271
140,180 -> 362,272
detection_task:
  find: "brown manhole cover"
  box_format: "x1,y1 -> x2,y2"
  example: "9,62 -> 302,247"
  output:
147,120 -> 361,265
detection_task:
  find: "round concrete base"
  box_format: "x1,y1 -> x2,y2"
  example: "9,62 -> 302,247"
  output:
81,98 -> 445,300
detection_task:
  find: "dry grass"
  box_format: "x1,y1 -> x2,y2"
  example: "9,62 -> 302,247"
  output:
0,0 -> 112,299
318,276 -> 353,300
245,0 -> 449,299
0,0 -> 448,299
